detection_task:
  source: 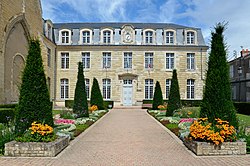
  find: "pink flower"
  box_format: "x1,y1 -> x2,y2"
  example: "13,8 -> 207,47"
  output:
55,119 -> 75,124
179,118 -> 194,123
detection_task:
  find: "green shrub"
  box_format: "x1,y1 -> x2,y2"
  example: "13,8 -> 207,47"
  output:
90,78 -> 104,110
181,100 -> 202,107
0,104 -> 17,108
103,101 -> 113,109
173,107 -> 200,118
73,62 -> 89,117
65,100 -> 74,108
60,110 -> 75,119
166,69 -> 182,116
234,102 -> 250,115
15,39 -> 53,136
0,109 -> 15,124
0,124 -> 15,155
152,81 -> 163,110
200,23 -> 238,128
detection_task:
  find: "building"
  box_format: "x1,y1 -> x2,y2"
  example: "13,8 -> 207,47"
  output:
49,23 -> 208,107
229,49 -> 250,102
1,0 -> 209,107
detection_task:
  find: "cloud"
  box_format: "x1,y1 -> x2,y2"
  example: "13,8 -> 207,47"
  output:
41,0 -> 250,59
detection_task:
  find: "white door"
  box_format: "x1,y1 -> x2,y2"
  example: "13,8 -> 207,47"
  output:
123,79 -> 133,106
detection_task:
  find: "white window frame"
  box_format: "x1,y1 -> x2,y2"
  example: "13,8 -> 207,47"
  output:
79,29 -> 92,44
103,52 -> 111,68
186,31 -> 196,45
187,53 -> 195,70
166,79 -> 171,98
145,52 -> 154,69
61,52 -> 69,69
230,65 -> 234,78
165,30 -> 174,44
85,78 -> 90,99
47,47 -> 51,67
60,78 -> 69,99
124,52 -> 132,69
145,79 -> 154,99
101,28 -> 113,44
166,53 -> 175,69
59,29 -> 71,44
145,31 -> 153,44
82,52 -> 90,69
103,79 -> 111,99
187,79 -> 195,99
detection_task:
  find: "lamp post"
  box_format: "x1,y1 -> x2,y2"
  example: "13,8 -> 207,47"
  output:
238,66 -> 242,102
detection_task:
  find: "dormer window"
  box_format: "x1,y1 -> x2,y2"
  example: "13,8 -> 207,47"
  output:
60,30 -> 71,44
103,30 -> 111,43
145,31 -> 153,44
187,31 -> 195,44
82,31 -> 90,44
166,31 -> 174,44
47,24 -> 52,39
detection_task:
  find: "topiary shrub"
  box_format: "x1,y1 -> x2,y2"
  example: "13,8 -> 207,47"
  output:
0,109 -> 15,124
200,23 -> 238,128
90,78 -> 104,110
152,81 -> 163,110
73,62 -> 89,117
166,69 -> 182,116
15,39 -> 53,136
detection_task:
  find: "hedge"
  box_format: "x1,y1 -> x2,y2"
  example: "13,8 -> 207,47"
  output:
143,100 -> 202,107
0,104 -> 17,108
0,109 -> 15,124
234,102 -> 250,115
65,100 -> 113,109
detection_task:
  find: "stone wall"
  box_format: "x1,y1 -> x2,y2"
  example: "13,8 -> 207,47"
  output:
4,136 -> 69,157
184,140 -> 246,156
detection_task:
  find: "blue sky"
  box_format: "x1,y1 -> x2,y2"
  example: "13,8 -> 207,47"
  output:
41,0 -> 250,60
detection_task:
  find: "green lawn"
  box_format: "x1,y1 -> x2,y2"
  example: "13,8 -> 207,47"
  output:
237,114 -> 250,127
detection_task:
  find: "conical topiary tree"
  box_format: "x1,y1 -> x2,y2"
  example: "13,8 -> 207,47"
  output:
200,23 -> 238,128
73,62 -> 89,117
90,78 -> 104,110
152,81 -> 163,110
166,69 -> 181,116
15,39 -> 53,136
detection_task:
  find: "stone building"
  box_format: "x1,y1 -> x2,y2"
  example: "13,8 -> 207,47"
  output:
229,49 -> 250,102
51,23 -> 208,107
0,0 -> 55,104
1,0 -> 208,107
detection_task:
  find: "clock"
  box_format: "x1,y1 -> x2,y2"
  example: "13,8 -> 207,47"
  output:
125,33 -> 132,42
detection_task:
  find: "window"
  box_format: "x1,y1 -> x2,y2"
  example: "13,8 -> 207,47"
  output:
166,79 -> 171,98
187,53 -> 195,70
230,65 -> 234,78
61,53 -> 69,69
145,53 -> 153,68
61,31 -> 70,44
103,79 -> 111,99
145,31 -> 153,44
166,53 -> 174,69
47,47 -> 51,67
47,24 -> 52,39
124,79 -> 133,84
166,31 -> 174,44
124,52 -> 132,69
47,77 -> 51,93
187,31 -> 195,44
82,52 -> 90,69
103,30 -> 111,43
145,79 -> 154,99
82,31 -> 90,44
61,79 -> 69,99
187,79 -> 195,99
85,79 -> 90,99
103,52 -> 111,68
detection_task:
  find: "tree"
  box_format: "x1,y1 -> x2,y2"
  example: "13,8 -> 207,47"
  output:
152,81 -> 163,109
166,69 -> 181,116
15,39 -> 53,135
90,78 -> 104,110
73,62 -> 89,117
200,23 -> 238,128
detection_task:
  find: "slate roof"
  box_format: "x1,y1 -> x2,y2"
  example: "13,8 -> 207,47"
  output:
53,22 -> 199,30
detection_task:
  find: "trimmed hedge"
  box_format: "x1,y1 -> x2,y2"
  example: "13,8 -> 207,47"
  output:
143,100 -> 202,107
0,104 -> 17,108
234,102 -> 250,115
65,100 -> 113,109
103,101 -> 114,109
0,109 -> 15,124
65,100 -> 74,108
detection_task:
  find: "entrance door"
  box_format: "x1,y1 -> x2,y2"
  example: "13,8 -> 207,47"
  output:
123,79 -> 133,106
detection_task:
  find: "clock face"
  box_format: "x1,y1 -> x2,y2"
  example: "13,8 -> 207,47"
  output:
125,33 -> 132,42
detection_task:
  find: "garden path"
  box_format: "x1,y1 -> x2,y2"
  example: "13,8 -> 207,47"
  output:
1,108 -> 250,165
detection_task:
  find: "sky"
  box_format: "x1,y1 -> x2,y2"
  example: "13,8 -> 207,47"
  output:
41,0 -> 250,60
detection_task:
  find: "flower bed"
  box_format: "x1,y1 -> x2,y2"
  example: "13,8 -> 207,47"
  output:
184,139 -> 246,155
4,136 -> 69,157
